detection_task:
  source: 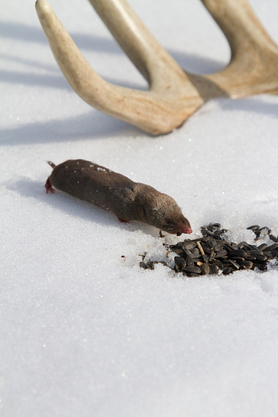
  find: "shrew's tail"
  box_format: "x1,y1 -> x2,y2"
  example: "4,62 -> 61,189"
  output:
47,161 -> 56,169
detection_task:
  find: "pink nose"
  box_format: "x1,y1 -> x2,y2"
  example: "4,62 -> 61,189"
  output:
177,226 -> 192,235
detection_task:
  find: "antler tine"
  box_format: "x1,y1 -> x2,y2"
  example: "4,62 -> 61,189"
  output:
88,0 -> 186,89
36,0 -> 278,135
35,0 -> 203,135
202,0 -> 278,97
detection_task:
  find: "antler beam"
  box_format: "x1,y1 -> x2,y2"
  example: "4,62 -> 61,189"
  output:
36,0 -> 278,135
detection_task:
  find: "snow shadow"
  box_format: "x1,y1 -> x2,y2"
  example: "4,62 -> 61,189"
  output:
217,96 -> 278,117
0,112 -> 145,145
1,20 -> 228,85
0,69 -> 73,90
0,20 -> 122,54
1,96 -> 278,146
171,50 -> 227,75
0,66 -> 147,90
1,20 -> 226,68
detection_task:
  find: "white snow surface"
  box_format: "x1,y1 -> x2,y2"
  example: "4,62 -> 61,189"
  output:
1,0 -> 278,416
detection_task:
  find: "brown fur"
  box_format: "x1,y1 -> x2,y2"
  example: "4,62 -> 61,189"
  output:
46,159 -> 192,235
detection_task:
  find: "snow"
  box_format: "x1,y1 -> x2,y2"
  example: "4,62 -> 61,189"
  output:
1,0 -> 278,416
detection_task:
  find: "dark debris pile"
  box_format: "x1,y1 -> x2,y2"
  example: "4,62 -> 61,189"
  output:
140,224 -> 278,277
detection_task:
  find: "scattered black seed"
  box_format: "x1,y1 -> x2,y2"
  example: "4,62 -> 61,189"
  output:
263,251 -> 272,258
171,247 -> 184,256
248,226 -> 272,241
201,254 -> 209,263
259,226 -> 271,235
245,254 -> 257,261
200,263 -> 210,275
182,266 -> 202,274
223,267 -> 233,275
253,253 -> 268,262
183,242 -> 197,251
207,223 -> 221,232
237,260 -> 254,269
209,264 -> 219,275
214,259 -> 224,269
213,243 -> 225,251
215,249 -> 228,259
257,261 -> 268,271
247,225 -> 260,231
257,243 -> 267,250
265,243 -> 278,252
139,223 -> 278,277
238,241 -> 248,249
174,256 -> 187,269
186,272 -> 200,278
202,245 -> 213,255
189,248 -> 200,258
139,261 -> 155,270
228,249 -> 248,259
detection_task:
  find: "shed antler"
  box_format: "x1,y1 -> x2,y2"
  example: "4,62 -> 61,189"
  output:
36,0 -> 278,135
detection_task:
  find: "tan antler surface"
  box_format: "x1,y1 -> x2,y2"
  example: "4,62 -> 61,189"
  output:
35,0 -> 278,135
202,0 -> 278,98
